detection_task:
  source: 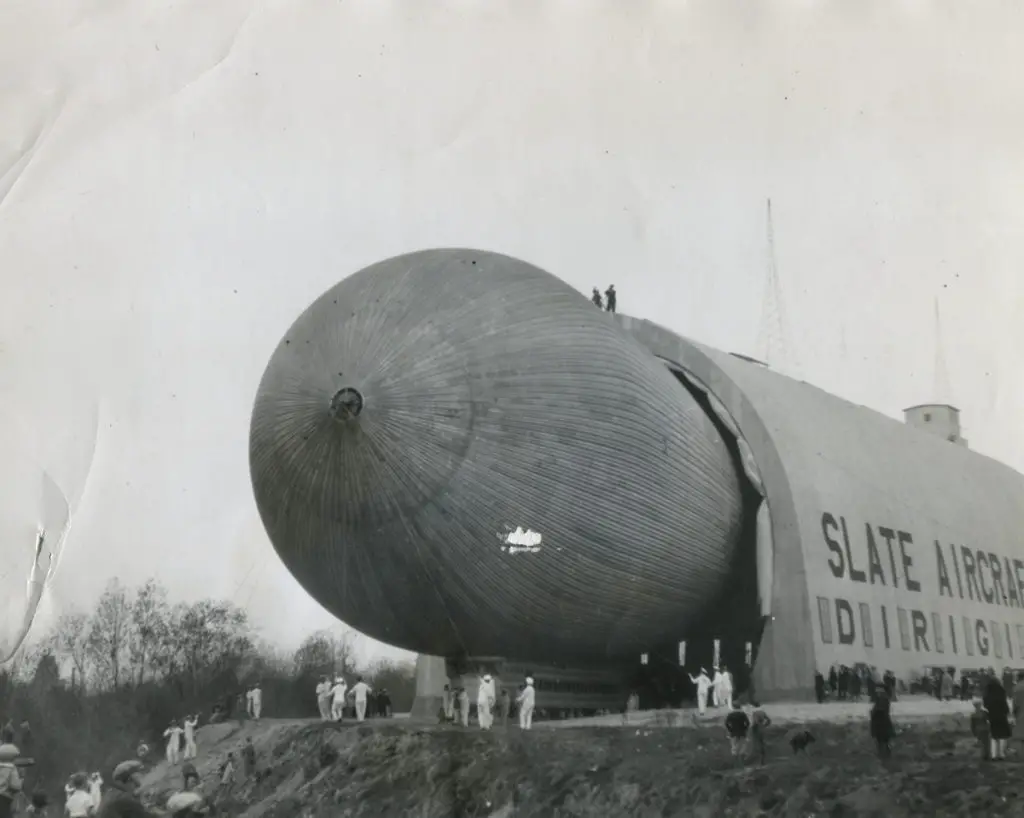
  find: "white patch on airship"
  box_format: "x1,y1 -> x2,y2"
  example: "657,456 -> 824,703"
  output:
498,527 -> 542,554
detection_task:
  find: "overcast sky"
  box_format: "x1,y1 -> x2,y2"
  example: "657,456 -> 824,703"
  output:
1,1 -> 1021,664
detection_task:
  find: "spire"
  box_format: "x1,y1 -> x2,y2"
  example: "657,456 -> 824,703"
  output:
756,198 -> 798,374
932,298 -> 953,405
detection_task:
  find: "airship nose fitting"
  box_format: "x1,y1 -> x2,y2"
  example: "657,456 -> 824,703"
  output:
329,386 -> 364,421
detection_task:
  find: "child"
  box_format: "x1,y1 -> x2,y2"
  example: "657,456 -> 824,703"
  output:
219,752 -> 236,794
724,702 -> 750,763
970,699 -> 991,761
749,703 -> 772,766
64,775 -> 93,818
24,791 -> 48,816
869,691 -> 894,758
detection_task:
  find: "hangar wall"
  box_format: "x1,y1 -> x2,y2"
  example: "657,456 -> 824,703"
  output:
619,316 -> 1024,697
617,317 -> 814,699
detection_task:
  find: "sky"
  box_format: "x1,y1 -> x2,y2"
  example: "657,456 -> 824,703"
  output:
0,1 -> 1021,663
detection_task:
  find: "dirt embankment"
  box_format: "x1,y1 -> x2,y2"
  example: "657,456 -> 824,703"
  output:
139,712 -> 1024,817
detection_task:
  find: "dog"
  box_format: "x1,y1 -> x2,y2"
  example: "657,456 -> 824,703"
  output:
787,729 -> 816,753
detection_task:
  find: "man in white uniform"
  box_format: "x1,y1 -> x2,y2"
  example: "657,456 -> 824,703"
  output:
183,715 -> 199,760
516,678 -> 536,730
477,674 -> 496,730
719,665 -> 734,711
164,721 -> 183,765
316,677 -> 331,721
250,683 -> 263,720
350,676 -> 372,722
88,773 -> 103,811
711,668 -> 723,708
688,668 -> 712,717
331,677 -> 348,721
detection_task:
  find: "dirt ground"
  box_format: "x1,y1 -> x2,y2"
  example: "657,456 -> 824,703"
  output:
137,700 -> 1024,817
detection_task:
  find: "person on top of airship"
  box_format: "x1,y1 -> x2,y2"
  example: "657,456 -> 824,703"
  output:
477,674 -> 497,730
689,668 -> 712,717
604,284 -> 617,313
591,288 -> 603,308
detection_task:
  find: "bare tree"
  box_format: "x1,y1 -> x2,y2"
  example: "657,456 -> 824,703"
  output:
293,630 -> 357,678
128,578 -> 170,685
49,612 -> 91,691
174,599 -> 252,694
87,579 -> 132,689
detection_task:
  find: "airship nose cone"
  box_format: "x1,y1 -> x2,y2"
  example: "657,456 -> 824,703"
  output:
250,248 -> 745,662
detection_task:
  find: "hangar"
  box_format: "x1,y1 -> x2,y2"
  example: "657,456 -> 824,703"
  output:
414,314 -> 1024,711
247,248 -> 1024,711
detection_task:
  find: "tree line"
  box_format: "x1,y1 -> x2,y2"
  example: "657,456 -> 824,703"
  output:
0,577 -> 415,799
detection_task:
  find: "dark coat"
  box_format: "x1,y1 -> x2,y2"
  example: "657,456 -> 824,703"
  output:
984,681 -> 1012,740
869,700 -> 894,742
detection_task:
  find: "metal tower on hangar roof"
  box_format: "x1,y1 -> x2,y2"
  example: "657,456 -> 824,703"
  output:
755,198 -> 798,376
902,297 -> 967,447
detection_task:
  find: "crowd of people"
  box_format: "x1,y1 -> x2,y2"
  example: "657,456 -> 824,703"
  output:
438,675 -> 536,730
590,285 -> 617,313
5,659 -> 1020,814
814,663 -> 899,703
313,675 -> 390,723
686,666 -> 736,716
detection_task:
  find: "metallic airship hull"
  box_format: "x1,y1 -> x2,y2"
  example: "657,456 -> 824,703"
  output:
249,249 -> 744,662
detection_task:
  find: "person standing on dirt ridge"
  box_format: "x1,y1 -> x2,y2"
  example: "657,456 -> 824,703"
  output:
688,668 -> 712,717
719,666 -> 734,710
315,677 -> 331,721
183,715 -> 199,760
249,682 -> 263,721
64,774 -> 93,818
331,677 -> 348,721
984,677 -> 1012,760
814,671 -> 826,703
724,702 -> 750,765
377,688 -> 392,718
164,721 -> 183,766
442,685 -> 454,724
749,704 -> 771,766
869,692 -> 894,759
710,668 -> 723,708
477,675 -> 496,730
218,753 -> 236,797
88,772 -> 103,812
516,678 -> 536,730
498,690 -> 511,728
242,738 -> 257,779
350,676 -> 372,722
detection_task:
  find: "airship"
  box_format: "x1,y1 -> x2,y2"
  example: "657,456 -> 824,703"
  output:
250,249 -> 745,663
251,248 -> 1024,704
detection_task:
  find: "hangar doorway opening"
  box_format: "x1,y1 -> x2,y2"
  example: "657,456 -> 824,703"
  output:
627,364 -> 772,709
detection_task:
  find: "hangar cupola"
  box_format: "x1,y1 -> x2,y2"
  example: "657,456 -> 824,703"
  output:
902,403 -> 968,449
904,300 -> 968,447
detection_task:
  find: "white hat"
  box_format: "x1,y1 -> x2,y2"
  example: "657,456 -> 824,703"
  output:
167,791 -> 204,812
483,674 -> 492,682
